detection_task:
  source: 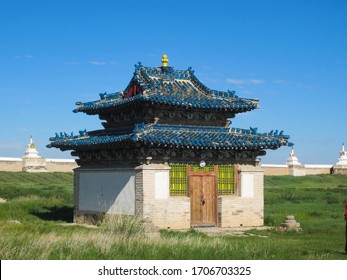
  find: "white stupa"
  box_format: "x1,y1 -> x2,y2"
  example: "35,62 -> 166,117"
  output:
286,148 -> 302,166
286,147 -> 305,176
22,135 -> 47,172
23,135 -> 40,158
333,144 -> 347,174
335,143 -> 347,166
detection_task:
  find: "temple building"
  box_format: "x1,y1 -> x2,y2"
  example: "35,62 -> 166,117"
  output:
48,55 -> 292,229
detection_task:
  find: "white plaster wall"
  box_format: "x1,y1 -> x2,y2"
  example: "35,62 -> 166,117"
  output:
0,157 -> 78,172
78,171 -> 135,215
0,158 -> 22,172
154,171 -> 170,199
240,173 -> 254,198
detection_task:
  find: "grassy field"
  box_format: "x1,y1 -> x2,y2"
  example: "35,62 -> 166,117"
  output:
0,171 -> 346,260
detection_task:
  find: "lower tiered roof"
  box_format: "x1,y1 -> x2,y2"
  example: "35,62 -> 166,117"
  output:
47,123 -> 292,151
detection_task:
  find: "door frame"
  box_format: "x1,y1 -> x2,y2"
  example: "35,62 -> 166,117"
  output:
188,165 -> 217,227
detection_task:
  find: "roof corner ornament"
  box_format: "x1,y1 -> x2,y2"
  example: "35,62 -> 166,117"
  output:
161,54 -> 168,67
134,61 -> 142,72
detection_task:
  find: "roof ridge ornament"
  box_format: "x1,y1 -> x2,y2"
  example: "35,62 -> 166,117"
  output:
134,62 -> 142,74
161,54 -> 168,67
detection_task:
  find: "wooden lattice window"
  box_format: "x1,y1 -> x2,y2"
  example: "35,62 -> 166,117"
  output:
169,164 -> 188,196
217,164 -> 236,195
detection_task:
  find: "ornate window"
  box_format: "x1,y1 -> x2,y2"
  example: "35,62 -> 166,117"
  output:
169,164 -> 236,196
169,164 -> 188,196
217,164 -> 236,195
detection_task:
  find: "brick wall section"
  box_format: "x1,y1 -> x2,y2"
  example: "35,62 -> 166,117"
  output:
137,163 -> 263,229
135,167 -> 144,217
218,164 -> 264,227
138,164 -> 190,229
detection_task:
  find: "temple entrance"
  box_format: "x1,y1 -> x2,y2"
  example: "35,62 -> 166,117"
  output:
189,174 -> 217,227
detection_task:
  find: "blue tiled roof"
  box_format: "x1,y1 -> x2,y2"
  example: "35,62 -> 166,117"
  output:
47,123 -> 292,151
73,63 -> 259,114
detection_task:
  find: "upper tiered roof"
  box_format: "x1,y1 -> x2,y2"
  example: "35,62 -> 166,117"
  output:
48,55 -> 293,155
73,59 -> 259,115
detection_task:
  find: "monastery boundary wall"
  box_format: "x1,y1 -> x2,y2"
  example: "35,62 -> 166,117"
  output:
0,157 -> 334,175
0,157 -> 78,172
261,164 -> 332,176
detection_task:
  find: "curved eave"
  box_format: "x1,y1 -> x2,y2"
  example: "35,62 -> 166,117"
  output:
47,124 -> 292,152
73,94 -> 259,115
135,126 -> 291,150
47,135 -> 133,151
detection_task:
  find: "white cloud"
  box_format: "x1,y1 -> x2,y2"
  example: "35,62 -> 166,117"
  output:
201,77 -> 218,84
89,60 -> 121,66
110,61 -> 121,66
226,79 -> 245,84
14,54 -> 33,59
89,61 -> 107,65
226,79 -> 265,85
249,79 -> 265,84
274,79 -> 291,85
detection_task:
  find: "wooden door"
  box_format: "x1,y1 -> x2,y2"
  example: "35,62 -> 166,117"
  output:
190,174 -> 217,227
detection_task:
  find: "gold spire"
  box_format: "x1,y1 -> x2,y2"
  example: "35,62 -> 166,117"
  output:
29,135 -> 35,148
161,54 -> 169,67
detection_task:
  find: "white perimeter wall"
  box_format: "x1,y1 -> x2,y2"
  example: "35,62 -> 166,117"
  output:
261,164 -> 332,176
0,157 -> 78,172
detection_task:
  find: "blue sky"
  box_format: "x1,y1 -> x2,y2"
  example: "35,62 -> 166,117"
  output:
0,0 -> 346,164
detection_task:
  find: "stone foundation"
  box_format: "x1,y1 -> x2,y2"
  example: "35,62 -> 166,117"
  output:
332,166 -> 347,175
22,157 -> 47,172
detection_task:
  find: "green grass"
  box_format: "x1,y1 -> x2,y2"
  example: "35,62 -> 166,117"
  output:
0,171 -> 346,259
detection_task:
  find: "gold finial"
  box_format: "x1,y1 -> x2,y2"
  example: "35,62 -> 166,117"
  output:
29,135 -> 35,148
161,54 -> 169,67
